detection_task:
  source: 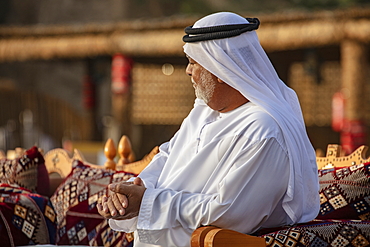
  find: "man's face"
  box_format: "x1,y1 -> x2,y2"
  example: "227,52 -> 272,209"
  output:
186,56 -> 217,104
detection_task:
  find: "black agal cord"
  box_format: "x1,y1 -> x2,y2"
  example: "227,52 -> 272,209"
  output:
183,18 -> 260,43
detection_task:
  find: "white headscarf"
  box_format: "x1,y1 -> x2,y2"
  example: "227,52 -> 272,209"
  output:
184,12 -> 319,223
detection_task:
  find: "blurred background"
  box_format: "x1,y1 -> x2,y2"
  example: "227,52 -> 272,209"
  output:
0,0 -> 369,164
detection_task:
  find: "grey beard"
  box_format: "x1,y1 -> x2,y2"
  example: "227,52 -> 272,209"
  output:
194,69 -> 215,103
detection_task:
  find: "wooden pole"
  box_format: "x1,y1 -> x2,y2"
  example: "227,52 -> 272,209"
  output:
341,40 -> 367,120
340,39 -> 368,153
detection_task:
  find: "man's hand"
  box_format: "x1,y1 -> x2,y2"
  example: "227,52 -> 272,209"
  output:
97,180 -> 132,220
97,177 -> 146,220
97,193 -> 128,220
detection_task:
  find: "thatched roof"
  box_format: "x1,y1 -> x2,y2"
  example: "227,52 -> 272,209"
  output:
0,8 -> 369,62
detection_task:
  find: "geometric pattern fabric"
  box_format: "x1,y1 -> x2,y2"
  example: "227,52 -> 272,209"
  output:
2,150 -> 370,246
317,162 -> 370,220
50,159 -> 135,246
258,162 -> 370,247
0,183 -> 57,246
0,146 -> 50,196
261,219 -> 370,247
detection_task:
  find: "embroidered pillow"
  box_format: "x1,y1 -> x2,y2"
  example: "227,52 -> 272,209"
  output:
0,183 -> 57,246
50,160 -> 135,246
316,162 -> 370,220
0,146 -> 50,196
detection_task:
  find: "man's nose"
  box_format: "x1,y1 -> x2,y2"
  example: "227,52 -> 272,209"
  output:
185,64 -> 192,76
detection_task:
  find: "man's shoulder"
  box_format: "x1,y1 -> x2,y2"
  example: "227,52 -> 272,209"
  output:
240,104 -> 278,127
235,104 -> 283,139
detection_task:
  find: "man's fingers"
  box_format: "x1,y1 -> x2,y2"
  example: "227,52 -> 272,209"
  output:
102,195 -> 109,213
97,202 -> 102,211
97,197 -> 112,219
106,196 -> 119,217
117,193 -> 128,208
109,178 -> 145,194
112,193 -> 126,215
108,181 -> 133,192
109,183 -> 129,195
97,206 -> 111,218
103,180 -> 146,220
100,183 -> 146,221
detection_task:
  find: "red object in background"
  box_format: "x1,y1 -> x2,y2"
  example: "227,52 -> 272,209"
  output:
340,120 -> 367,155
111,54 -> 132,94
331,91 -> 367,154
332,91 -> 345,132
83,75 -> 95,110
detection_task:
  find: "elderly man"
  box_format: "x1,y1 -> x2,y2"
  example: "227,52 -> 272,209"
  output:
97,12 -> 320,247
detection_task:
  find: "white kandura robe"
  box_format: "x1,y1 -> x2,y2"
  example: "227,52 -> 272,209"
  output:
110,100 -> 293,247
182,13 -> 320,228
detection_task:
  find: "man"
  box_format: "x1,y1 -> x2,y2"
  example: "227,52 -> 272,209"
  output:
97,12 -> 320,247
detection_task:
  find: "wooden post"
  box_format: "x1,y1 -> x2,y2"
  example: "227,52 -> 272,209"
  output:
341,40 -> 367,120
340,39 -> 368,153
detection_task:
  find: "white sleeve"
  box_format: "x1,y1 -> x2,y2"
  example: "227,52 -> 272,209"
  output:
109,217 -> 138,233
136,138 -> 290,246
108,136 -> 174,233
138,128 -> 182,188
136,141 -> 170,189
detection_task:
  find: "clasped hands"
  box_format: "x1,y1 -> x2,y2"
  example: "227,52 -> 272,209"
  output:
97,177 -> 146,220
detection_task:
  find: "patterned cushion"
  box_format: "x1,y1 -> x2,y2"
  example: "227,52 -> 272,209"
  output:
50,160 -> 135,246
317,162 -> 370,220
0,183 -> 57,246
261,219 -> 370,247
0,146 -> 50,196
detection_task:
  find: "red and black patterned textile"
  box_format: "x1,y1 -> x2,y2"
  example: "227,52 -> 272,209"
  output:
317,162 -> 370,220
0,183 -> 57,246
261,219 -> 370,247
50,159 -> 135,246
256,162 -> 370,246
0,146 -> 50,196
